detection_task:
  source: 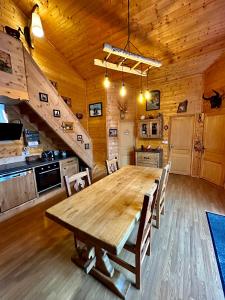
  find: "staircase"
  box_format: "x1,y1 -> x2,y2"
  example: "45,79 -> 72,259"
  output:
23,50 -> 93,168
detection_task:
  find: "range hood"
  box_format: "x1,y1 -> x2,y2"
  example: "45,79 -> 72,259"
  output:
0,103 -> 23,141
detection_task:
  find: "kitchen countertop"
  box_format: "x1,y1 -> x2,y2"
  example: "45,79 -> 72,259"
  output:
0,156 -> 77,176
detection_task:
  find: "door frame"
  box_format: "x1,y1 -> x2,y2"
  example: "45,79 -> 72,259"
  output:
118,120 -> 136,166
168,114 -> 195,175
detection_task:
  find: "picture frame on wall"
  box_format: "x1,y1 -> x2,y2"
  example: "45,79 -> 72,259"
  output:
109,128 -> 118,137
146,90 -> 160,111
77,134 -> 83,141
89,102 -> 102,117
85,143 -> 90,149
39,92 -> 48,102
0,50 -> 12,74
177,100 -> 188,113
53,109 -> 61,118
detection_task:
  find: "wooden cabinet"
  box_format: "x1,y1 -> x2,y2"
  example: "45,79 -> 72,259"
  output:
60,157 -> 79,186
0,170 -> 37,213
138,117 -> 163,139
135,151 -> 163,168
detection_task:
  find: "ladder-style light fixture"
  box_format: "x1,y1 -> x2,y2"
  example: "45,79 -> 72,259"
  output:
94,0 -> 161,77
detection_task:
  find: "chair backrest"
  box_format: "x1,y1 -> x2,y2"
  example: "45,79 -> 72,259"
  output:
64,168 -> 91,197
136,182 -> 158,249
105,158 -> 119,175
155,162 -> 171,205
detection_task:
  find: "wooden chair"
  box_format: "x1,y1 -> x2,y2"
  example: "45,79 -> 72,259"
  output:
64,168 -> 91,249
64,168 -> 91,197
105,158 -> 119,175
108,182 -> 158,289
153,162 -> 171,229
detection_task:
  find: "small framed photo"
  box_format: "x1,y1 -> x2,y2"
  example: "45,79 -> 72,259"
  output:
177,100 -> 188,113
53,109 -> 61,118
85,143 -> 90,149
77,134 -> 83,141
89,102 -> 102,117
109,128 -> 118,137
146,90 -> 160,111
62,96 -> 72,107
39,92 -> 48,102
62,121 -> 74,132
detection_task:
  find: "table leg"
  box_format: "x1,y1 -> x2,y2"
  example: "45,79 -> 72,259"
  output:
72,246 -> 131,299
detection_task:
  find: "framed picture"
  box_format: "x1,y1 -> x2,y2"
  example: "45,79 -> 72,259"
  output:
62,96 -> 72,107
53,109 -> 61,118
0,50 -> 12,74
39,92 -> 48,102
85,143 -> 90,149
177,100 -> 188,113
62,121 -> 74,132
109,128 -> 118,137
146,90 -> 160,111
89,102 -> 102,117
50,80 -> 58,90
77,134 -> 82,141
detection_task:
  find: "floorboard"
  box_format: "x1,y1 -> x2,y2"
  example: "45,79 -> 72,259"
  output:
0,175 -> 224,300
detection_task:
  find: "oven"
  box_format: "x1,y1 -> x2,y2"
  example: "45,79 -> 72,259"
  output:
35,162 -> 61,194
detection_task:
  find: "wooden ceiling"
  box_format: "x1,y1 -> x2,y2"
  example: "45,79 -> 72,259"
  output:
16,0 -> 225,81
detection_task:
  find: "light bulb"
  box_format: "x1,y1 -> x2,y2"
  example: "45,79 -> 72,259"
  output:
31,11 -> 44,38
119,83 -> 127,97
144,89 -> 151,100
138,91 -> 144,103
103,74 -> 110,89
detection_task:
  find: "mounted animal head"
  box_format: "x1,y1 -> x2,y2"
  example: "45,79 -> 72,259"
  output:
202,89 -> 224,109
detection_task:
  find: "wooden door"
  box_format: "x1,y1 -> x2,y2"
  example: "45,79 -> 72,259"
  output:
169,116 -> 194,175
200,113 -> 225,186
119,121 -> 135,167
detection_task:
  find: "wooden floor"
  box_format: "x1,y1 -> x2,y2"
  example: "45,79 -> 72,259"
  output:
0,174 -> 225,300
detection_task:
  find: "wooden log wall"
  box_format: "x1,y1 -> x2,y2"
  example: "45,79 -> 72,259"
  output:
204,53 -> 225,113
86,76 -> 107,177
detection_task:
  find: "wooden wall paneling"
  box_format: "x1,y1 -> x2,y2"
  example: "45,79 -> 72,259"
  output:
0,140 -> 23,158
0,31 -> 28,100
106,82 -> 137,161
135,74 -> 204,164
204,52 -> 225,113
23,48 -> 93,167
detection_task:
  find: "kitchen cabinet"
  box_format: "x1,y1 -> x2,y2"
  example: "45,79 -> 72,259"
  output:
0,169 -> 37,212
60,157 -> 79,186
138,117 -> 163,139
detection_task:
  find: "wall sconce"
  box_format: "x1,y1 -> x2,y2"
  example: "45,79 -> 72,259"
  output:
24,4 -> 44,49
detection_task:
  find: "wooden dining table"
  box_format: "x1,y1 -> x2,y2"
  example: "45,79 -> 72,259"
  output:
46,165 -> 162,299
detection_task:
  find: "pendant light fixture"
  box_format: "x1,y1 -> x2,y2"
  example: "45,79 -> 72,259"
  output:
119,66 -> 127,97
31,4 -> 44,38
144,69 -> 151,101
103,62 -> 110,89
138,64 -> 144,103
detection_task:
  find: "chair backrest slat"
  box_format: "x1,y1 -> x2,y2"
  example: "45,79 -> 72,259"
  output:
155,162 -> 171,207
106,158 -> 119,175
64,168 -> 91,197
136,182 -> 158,249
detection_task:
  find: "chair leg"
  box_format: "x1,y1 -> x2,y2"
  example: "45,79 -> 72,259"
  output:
135,253 -> 141,289
161,203 -> 165,215
147,228 -> 151,256
156,208 -> 160,229
73,233 -> 78,248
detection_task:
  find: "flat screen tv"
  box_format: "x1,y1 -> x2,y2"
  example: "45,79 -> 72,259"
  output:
0,123 -> 23,141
